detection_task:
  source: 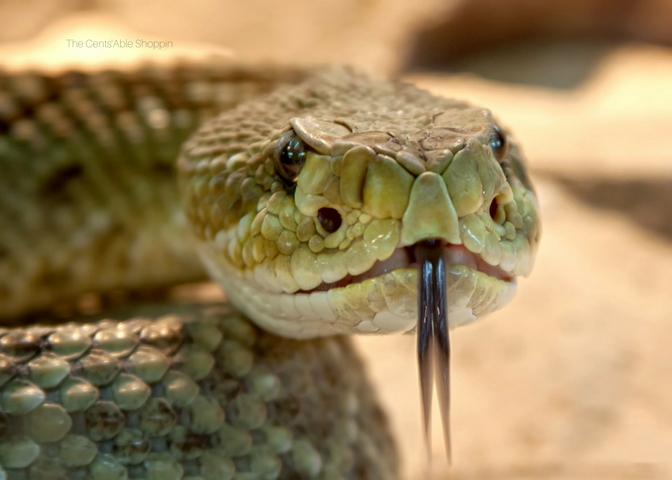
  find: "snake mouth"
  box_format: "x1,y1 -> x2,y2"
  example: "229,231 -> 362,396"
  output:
300,243 -> 513,293
201,237 -> 518,338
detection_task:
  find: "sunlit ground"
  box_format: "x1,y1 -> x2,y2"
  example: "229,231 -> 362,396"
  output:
3,11 -> 672,480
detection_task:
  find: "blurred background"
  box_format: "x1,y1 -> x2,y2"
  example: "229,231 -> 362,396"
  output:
2,0 -> 672,478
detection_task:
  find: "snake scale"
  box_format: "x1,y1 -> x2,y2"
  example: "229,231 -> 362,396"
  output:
0,59 -> 540,479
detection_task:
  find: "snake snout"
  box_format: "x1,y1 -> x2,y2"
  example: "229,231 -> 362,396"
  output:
400,172 -> 461,247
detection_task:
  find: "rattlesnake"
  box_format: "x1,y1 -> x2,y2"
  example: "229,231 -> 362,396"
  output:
0,60 -> 540,479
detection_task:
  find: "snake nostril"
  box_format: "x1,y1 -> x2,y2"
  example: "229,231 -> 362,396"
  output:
317,208 -> 342,234
489,199 -> 498,220
489,198 -> 507,225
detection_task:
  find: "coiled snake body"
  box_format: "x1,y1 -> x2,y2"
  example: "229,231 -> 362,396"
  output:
0,61 -> 540,479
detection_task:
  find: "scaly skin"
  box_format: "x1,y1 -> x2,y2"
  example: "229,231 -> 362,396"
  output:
0,303 -> 397,479
0,60 -> 540,477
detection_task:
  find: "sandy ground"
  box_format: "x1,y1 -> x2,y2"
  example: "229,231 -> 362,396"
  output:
2,10 -> 672,480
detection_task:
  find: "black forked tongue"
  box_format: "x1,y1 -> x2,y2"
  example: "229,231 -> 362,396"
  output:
414,239 -> 451,463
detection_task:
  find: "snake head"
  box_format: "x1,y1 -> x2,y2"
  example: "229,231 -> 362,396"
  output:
179,74 -> 540,339
179,72 -> 541,460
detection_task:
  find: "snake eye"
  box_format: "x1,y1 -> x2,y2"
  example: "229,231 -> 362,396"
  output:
274,132 -> 306,183
489,125 -> 508,163
317,208 -> 342,233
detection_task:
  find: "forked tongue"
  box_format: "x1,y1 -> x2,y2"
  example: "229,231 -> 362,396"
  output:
414,239 -> 451,463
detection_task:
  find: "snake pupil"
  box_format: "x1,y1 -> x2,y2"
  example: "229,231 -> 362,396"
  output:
489,125 -> 508,163
274,132 -> 306,183
317,208 -> 342,233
